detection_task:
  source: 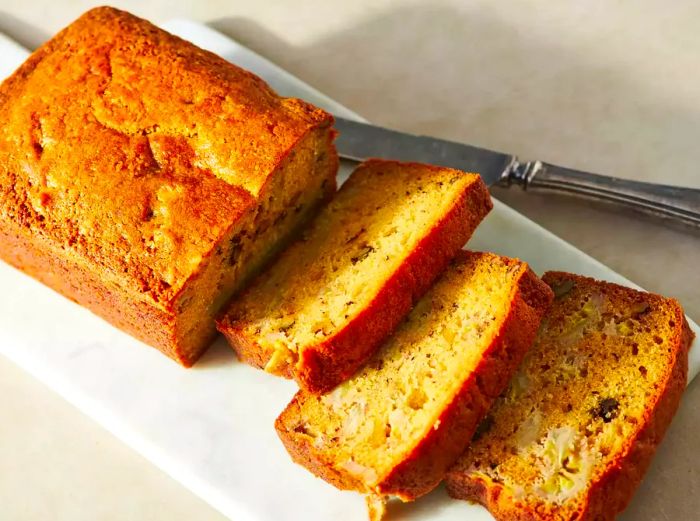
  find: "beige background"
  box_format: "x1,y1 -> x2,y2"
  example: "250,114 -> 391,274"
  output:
0,1 -> 698,519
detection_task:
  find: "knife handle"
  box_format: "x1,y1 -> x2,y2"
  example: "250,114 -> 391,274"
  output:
501,160 -> 700,228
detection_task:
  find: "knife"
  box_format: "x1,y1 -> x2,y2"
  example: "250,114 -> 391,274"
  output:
334,117 -> 700,228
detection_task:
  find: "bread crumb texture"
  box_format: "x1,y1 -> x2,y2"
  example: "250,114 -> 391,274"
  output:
276,251 -> 552,501
447,272 -> 693,521
219,160 -> 491,391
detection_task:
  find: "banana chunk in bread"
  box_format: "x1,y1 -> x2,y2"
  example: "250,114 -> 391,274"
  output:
446,272 -> 694,521
0,7 -> 337,366
275,252 -> 553,501
217,160 -> 492,393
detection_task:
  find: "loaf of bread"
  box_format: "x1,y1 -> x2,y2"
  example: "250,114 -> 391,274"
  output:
0,7 -> 338,365
217,160 -> 492,393
275,251 -> 553,503
446,272 -> 694,521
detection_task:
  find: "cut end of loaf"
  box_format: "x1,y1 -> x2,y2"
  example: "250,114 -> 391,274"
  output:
172,128 -> 338,365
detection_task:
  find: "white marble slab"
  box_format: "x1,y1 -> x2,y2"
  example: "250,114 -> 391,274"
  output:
0,21 -> 696,521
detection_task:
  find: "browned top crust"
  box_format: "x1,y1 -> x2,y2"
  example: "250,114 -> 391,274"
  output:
0,7 -> 332,308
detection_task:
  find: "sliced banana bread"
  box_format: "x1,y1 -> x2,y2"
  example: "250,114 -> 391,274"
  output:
217,160 -> 492,393
275,251 -> 553,502
446,272 -> 694,521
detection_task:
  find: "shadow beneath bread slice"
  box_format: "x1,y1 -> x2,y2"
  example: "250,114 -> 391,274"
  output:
385,485 -> 492,521
190,335 -> 237,370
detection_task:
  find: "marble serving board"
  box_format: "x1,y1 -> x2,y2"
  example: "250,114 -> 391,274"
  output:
0,22 -> 697,521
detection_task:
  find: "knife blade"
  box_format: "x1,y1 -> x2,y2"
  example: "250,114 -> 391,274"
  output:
333,116 -> 700,228
334,116 -> 515,187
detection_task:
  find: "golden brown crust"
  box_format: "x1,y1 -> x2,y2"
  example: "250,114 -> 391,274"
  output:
0,7 -> 335,364
275,255 -> 554,499
0,218 -> 180,361
445,274 -> 694,521
219,161 -> 493,393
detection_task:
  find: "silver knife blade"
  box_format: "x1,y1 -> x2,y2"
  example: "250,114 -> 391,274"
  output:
333,116 -> 700,228
333,116 -> 514,186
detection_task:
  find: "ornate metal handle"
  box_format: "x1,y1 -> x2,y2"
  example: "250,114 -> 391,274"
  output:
500,160 -> 700,228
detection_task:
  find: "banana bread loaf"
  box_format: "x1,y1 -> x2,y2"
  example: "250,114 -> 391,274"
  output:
275,251 -> 553,503
217,160 -> 492,393
0,7 -> 338,365
446,272 -> 694,521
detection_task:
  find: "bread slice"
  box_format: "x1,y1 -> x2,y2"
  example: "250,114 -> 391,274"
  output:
275,251 -> 553,502
0,7 -> 337,366
446,272 -> 694,521
217,160 -> 492,393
